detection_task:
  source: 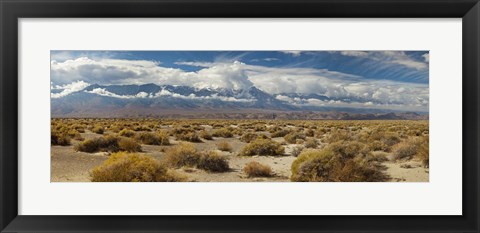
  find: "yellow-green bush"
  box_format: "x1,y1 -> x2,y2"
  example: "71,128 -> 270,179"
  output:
118,137 -> 142,152
238,138 -> 284,156
92,126 -> 104,134
135,132 -> 170,145
212,128 -> 234,138
74,135 -> 120,153
90,152 -> 185,182
164,143 -> 200,168
291,149 -> 387,182
284,132 -> 306,144
118,129 -> 136,137
243,161 -> 273,177
175,132 -> 202,143
392,138 -> 421,161
199,130 -> 213,140
51,131 -> 71,146
304,138 -> 318,148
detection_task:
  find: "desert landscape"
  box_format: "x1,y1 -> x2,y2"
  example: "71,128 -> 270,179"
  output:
51,118 -> 429,182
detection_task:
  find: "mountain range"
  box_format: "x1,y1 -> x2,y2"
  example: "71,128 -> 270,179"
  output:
51,83 -> 428,120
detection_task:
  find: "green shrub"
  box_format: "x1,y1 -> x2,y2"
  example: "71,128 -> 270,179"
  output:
243,161 -> 273,177
90,152 -> 185,182
239,138 -> 284,156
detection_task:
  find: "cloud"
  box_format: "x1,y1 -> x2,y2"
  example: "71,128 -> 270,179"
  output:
338,51 -> 428,70
251,58 -> 280,62
51,80 -> 90,98
51,57 -> 428,111
85,88 -> 151,99
280,51 -> 302,57
422,53 -> 429,62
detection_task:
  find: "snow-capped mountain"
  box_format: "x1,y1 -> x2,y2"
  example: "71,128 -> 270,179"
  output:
50,83 -> 427,119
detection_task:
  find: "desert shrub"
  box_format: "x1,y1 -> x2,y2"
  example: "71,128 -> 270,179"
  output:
74,135 -> 120,153
197,151 -> 230,172
164,143 -> 200,168
324,130 -> 351,143
175,132 -> 202,143
305,129 -> 315,137
284,132 -> 306,144
90,152 -> 185,182
199,130 -> 213,140
51,131 -> 71,146
118,129 -> 136,137
271,129 -> 290,138
239,138 -> 284,156
212,128 -> 234,138
392,138 -> 421,161
291,146 -> 304,157
304,138 -> 318,148
243,161 -> 273,177
254,125 -> 267,132
368,140 -> 388,151
132,125 -> 151,132
217,141 -> 233,152
92,126 -> 104,134
240,132 -> 258,143
291,149 -> 387,182
366,151 -> 389,162
326,140 -> 370,160
118,137 -> 142,152
382,134 -> 401,147
135,132 -> 170,145
416,136 -> 429,168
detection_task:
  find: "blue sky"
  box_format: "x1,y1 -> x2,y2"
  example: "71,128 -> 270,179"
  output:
50,50 -> 429,112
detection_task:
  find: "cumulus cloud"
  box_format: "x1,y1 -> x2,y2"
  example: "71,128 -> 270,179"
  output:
85,88 -> 151,99
51,57 -> 428,111
51,80 -> 90,98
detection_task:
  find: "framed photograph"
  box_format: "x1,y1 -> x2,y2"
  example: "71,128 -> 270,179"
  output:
1,0 -> 479,232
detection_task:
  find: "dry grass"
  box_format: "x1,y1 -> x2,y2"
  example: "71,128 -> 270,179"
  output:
243,161 -> 273,177
217,141 -> 233,152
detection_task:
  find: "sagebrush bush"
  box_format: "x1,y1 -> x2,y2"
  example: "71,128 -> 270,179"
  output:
118,129 -> 136,137
51,131 -> 71,146
284,132 -> 306,144
135,132 -> 170,145
243,161 -> 273,177
199,130 -> 213,140
392,138 -> 421,161
197,151 -> 230,172
291,149 -> 387,182
291,146 -> 304,157
240,132 -> 258,143
118,137 -> 142,152
175,132 -> 202,143
164,143 -> 200,168
217,141 -> 233,152
212,128 -> 234,138
271,129 -> 290,138
239,138 -> 284,156
74,135 -> 120,153
415,136 -> 429,168
90,152 -> 185,182
326,140 -> 370,160
304,138 -> 318,148
92,126 -> 104,134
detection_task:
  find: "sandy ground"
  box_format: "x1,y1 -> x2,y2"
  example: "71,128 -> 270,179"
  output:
51,131 -> 429,182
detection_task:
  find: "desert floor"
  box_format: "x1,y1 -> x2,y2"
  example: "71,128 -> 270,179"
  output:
51,130 -> 429,182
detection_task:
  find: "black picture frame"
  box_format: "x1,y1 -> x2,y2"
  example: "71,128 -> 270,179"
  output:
1,0 -> 479,232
